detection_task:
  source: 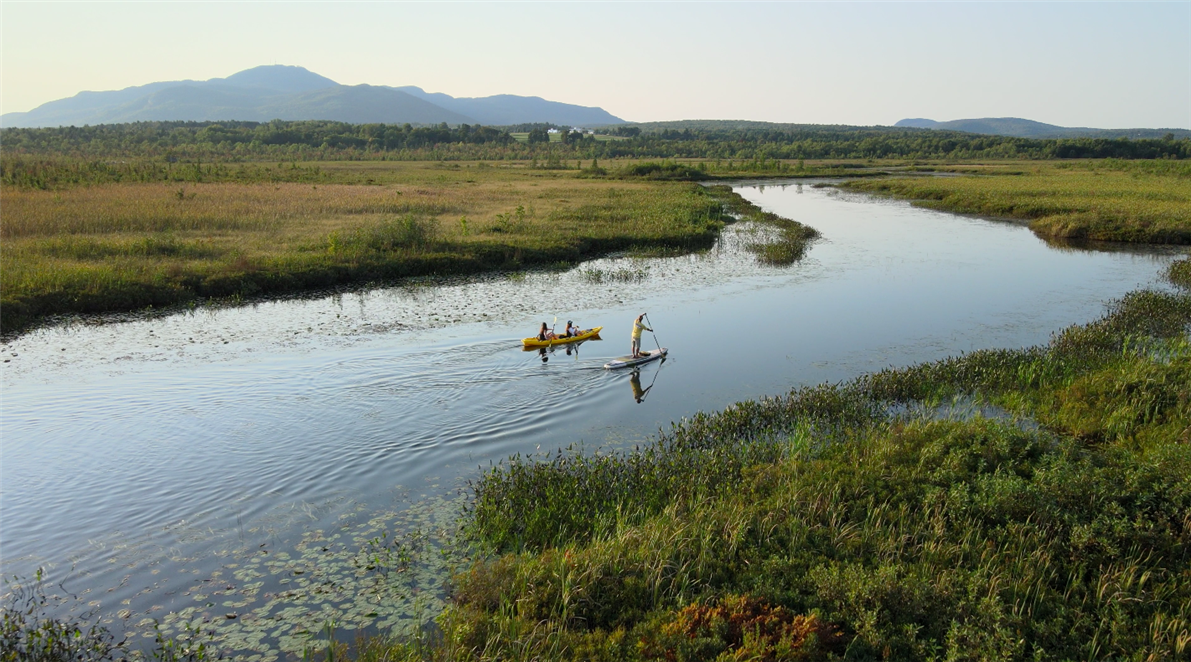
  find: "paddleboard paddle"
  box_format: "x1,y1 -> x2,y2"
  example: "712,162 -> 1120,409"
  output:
644,313 -> 662,353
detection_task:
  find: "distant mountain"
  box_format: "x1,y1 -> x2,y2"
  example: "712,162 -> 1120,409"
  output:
62,83 -> 475,126
218,66 -> 338,93
393,86 -> 623,127
895,117 -> 1190,139
895,118 -> 941,130
2,66 -> 337,127
1,65 -> 623,128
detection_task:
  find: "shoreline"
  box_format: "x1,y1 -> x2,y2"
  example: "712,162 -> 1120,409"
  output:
1,178 -> 819,338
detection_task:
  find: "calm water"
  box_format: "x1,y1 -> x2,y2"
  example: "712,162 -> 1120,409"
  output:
1,182 -> 1181,657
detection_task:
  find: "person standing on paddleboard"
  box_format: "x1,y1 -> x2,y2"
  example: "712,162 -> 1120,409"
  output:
631,313 -> 652,358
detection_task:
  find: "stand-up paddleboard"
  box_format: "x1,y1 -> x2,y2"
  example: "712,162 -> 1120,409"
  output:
604,348 -> 668,370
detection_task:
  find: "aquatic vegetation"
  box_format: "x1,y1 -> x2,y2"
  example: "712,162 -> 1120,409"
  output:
1169,256 -> 1191,289
0,570 -> 220,662
704,185 -> 820,266
1,491 -> 462,661
146,499 -> 460,660
840,161 -> 1191,245
0,571 -> 122,662
579,266 -> 650,284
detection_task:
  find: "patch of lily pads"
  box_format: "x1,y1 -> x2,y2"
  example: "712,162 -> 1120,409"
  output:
143,493 -> 462,659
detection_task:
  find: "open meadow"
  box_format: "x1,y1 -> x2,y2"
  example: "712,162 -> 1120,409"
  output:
5,157 -> 1189,335
3,160 -> 822,334
841,160 -> 1191,244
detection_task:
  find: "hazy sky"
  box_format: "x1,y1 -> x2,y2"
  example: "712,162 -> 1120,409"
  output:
2,1 -> 1188,128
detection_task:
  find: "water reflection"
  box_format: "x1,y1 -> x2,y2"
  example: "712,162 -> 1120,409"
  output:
628,364 -> 665,404
525,335 -> 602,362
1040,235 -> 1189,256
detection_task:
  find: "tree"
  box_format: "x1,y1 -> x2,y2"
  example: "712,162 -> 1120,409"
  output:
562,129 -> 585,146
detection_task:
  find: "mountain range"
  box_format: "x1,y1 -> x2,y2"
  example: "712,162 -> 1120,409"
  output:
5,67 -> 1185,139
0,65 -> 625,129
895,117 -> 1189,140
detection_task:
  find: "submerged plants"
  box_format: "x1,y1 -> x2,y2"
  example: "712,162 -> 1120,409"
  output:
0,570 -> 222,662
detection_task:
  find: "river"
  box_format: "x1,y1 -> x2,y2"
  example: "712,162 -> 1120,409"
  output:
0,181 -> 1181,658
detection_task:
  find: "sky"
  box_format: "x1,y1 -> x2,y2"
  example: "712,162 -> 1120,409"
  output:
2,1 -> 1188,129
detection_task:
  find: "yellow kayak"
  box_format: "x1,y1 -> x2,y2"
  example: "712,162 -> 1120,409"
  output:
522,326 -> 603,348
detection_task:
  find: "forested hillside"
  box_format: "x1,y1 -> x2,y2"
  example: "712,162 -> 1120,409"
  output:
3,120 -> 1189,162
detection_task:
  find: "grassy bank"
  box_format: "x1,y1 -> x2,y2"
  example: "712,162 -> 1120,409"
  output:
342,259 -> 1191,661
0,154 -> 882,190
0,162 -> 814,335
839,160 -> 1191,245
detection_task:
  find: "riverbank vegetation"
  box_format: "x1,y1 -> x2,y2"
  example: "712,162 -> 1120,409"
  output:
840,160 -> 1191,245
0,162 -> 815,335
328,260 -> 1190,661
707,185 -> 821,265
0,154 -> 867,190
8,261 -> 1189,660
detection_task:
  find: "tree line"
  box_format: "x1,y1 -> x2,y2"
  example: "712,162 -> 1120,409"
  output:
2,119 -> 1188,161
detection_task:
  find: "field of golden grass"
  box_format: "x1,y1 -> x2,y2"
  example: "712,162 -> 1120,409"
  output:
1,162 -> 739,333
842,160 -> 1191,244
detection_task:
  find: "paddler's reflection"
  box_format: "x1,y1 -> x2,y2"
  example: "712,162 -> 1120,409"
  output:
630,369 -> 650,403
539,340 -> 583,362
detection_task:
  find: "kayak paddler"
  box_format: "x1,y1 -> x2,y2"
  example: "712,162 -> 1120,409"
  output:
631,313 -> 652,358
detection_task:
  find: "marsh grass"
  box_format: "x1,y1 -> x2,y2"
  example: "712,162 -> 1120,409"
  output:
433,274 -> 1191,661
1,164 -> 755,334
1,157 -> 341,190
1,159 -> 823,334
705,185 -> 821,265
609,159 -> 886,182
1169,256 -> 1191,289
579,266 -> 650,284
841,160 -> 1191,244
